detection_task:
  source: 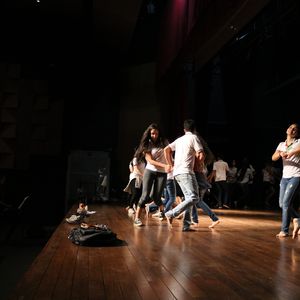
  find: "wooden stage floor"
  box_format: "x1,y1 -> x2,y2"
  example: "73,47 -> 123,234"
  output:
9,203 -> 300,300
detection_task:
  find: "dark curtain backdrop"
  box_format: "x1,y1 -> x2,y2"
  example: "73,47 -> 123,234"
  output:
157,0 -> 207,79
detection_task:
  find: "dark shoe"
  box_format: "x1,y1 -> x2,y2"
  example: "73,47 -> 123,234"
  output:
158,212 -> 165,221
182,228 -> 196,232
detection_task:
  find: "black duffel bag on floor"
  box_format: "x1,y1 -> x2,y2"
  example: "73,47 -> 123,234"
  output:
68,223 -> 117,246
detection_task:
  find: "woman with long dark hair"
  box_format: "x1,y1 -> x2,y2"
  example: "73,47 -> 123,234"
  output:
133,123 -> 171,226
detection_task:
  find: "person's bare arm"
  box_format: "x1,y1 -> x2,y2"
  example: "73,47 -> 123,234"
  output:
133,165 -> 143,176
272,149 -> 286,161
164,146 -> 173,166
286,145 -> 300,159
145,152 -> 171,173
208,170 -> 216,182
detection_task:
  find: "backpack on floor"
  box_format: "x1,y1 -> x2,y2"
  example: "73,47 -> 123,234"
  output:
68,224 -> 117,246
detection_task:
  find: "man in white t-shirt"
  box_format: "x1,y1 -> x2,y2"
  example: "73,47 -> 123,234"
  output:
164,119 -> 205,231
209,155 -> 230,208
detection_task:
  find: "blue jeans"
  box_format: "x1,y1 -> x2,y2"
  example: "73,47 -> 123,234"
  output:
192,187 -> 218,223
147,179 -> 176,213
144,179 -> 176,213
195,172 -> 211,190
166,173 -> 199,230
163,179 -> 176,213
279,177 -> 300,234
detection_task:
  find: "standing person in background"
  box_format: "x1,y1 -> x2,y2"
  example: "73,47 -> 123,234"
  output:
208,155 -> 230,208
261,160 -> 277,209
164,119 -> 205,232
246,158 -> 256,206
227,159 -> 238,208
133,123 -> 171,227
123,149 -> 146,216
272,123 -> 300,238
236,158 -> 254,209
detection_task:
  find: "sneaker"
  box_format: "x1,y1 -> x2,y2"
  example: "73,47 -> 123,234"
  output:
134,218 -> 143,227
292,218 -> 300,239
152,211 -> 161,218
182,227 -> 196,232
223,204 -> 230,209
276,231 -> 288,238
66,214 -> 84,224
158,212 -> 165,221
128,208 -> 135,216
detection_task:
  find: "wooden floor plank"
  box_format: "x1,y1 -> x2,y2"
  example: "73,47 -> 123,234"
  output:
9,203 -> 300,299
51,243 -> 78,300
70,246 -> 90,300
122,247 -> 161,300
104,247 -> 142,299
32,243 -> 68,300
88,248 -> 106,300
